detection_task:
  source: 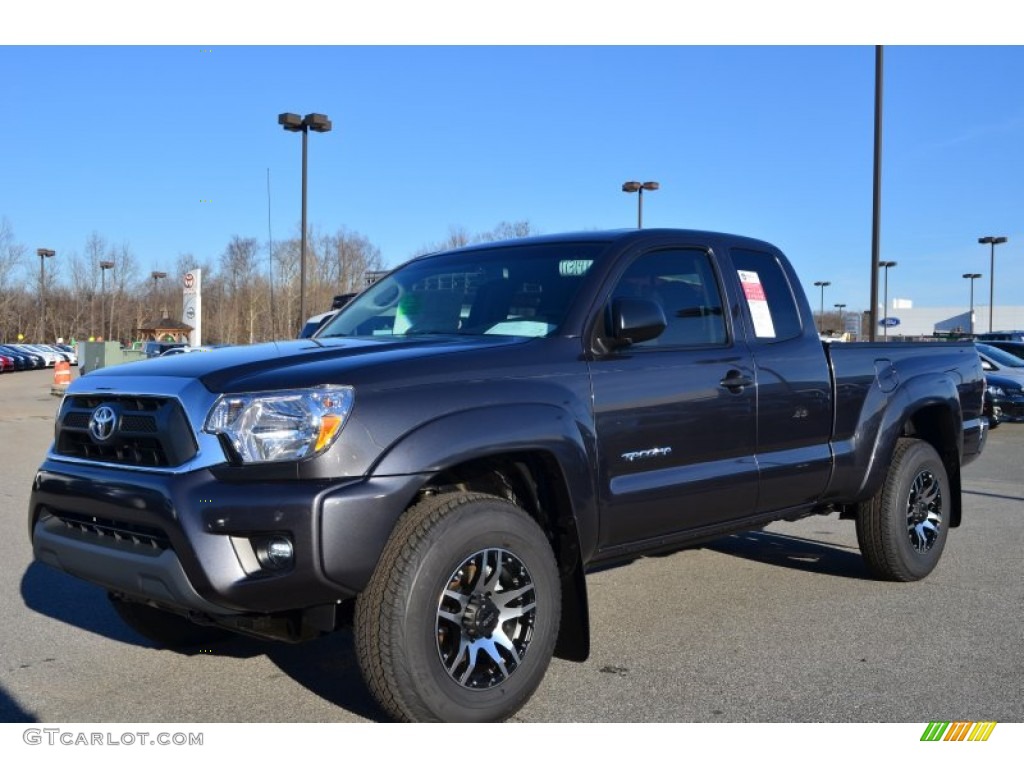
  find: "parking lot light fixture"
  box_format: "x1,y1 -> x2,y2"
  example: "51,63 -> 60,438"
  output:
834,303 -> 846,335
977,236 -> 1007,333
962,272 -> 982,336
100,260 -> 115,339
279,111 -> 333,334
37,248 -> 55,342
813,281 -> 831,332
621,181 -> 659,228
151,271 -> 167,320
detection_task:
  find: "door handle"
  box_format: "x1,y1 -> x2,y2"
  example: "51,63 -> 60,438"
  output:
720,371 -> 752,391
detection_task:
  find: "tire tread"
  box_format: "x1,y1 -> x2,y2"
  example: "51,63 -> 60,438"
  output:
356,491 -> 555,722
856,437 -> 948,582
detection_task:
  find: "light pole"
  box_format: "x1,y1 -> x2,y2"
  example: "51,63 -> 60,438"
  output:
100,260 -> 114,339
151,271 -> 167,325
37,248 -> 55,341
962,272 -> 982,336
978,236 -> 1007,333
834,303 -> 846,336
878,260 -> 897,340
813,281 -> 830,332
279,112 -> 333,333
869,45 -> 884,342
621,181 -> 659,228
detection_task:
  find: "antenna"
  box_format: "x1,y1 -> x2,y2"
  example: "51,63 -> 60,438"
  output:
267,167 -> 275,340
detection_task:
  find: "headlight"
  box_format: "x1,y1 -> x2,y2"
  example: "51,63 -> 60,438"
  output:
987,385 -> 1006,397
204,385 -> 354,463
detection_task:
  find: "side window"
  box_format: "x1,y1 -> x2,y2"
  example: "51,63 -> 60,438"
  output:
611,248 -> 727,348
730,249 -> 802,342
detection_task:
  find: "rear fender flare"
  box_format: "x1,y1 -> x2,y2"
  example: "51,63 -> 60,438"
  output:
859,374 -> 963,525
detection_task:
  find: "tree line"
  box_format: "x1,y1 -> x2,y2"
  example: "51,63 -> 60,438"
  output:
0,217 -> 535,346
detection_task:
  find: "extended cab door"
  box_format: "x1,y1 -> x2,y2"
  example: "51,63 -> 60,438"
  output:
589,245 -> 759,549
730,247 -> 833,512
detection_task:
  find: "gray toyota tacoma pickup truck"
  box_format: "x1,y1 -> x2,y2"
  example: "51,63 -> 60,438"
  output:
28,229 -> 987,722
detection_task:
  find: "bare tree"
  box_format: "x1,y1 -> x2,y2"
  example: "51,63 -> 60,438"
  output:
0,217 -> 26,340
84,232 -> 107,334
0,221 -> 388,344
312,228 -> 384,310
415,221 -> 537,257
60,252 -> 92,342
219,236 -> 263,344
272,237 -> 300,338
478,220 -> 535,242
108,242 -> 141,344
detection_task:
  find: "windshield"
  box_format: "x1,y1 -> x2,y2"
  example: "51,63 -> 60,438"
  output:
318,242 -> 605,339
977,343 -> 1024,367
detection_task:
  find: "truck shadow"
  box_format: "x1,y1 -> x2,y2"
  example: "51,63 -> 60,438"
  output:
20,562 -> 387,721
0,684 -> 38,722
264,631 -> 389,722
704,530 -> 873,579
21,562 -> 153,646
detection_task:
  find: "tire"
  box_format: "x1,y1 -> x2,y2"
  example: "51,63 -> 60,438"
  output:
109,593 -> 232,648
355,492 -> 561,722
855,438 -> 951,582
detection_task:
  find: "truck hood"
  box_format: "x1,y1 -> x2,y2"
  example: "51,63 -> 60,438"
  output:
76,336 -> 530,394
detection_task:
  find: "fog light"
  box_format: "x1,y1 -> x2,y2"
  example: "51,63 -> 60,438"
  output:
254,535 -> 294,571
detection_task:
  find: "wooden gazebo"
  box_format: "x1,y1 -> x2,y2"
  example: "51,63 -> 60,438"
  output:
137,314 -> 193,343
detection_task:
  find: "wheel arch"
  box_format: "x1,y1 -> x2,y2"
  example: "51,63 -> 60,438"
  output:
857,376 -> 964,528
371,405 -> 596,662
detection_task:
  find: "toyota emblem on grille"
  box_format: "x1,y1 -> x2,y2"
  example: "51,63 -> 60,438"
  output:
88,405 -> 117,442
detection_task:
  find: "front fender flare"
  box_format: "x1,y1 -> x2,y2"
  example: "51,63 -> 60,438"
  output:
371,403 -> 597,661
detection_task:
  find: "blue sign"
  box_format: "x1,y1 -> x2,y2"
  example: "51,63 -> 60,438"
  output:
879,317 -> 900,327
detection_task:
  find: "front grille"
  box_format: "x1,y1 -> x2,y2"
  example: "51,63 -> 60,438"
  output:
52,510 -> 172,551
55,395 -> 198,468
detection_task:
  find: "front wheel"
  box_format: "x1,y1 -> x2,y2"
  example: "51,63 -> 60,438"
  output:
856,438 -> 951,581
355,492 -> 561,722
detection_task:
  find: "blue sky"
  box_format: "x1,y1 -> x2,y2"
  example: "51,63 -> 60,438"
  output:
3,42 -> 1023,313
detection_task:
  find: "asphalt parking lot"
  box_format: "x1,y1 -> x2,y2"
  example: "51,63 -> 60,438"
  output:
0,367 -> 1021,723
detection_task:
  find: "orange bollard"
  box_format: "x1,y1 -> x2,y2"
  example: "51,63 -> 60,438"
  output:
53,360 -> 71,388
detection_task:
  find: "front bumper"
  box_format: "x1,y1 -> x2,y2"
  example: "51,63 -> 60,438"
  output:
991,394 -> 1024,422
29,459 -> 426,618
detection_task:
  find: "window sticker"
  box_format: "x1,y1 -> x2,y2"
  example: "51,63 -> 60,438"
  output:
737,270 -> 776,338
559,259 -> 593,277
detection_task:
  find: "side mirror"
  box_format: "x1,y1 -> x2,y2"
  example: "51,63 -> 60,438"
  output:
609,297 -> 667,346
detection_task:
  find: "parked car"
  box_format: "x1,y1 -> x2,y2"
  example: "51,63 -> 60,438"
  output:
0,346 -> 29,371
975,330 -> 1024,342
39,344 -> 72,366
298,310 -> 338,339
10,345 -> 44,369
976,343 -> 1024,385
159,346 -> 191,357
985,371 -> 1024,423
298,294 -> 357,339
980,340 -> 1024,362
142,341 -> 187,358
22,344 -> 60,367
52,344 -> 79,366
0,354 -> 12,373
159,344 -> 226,357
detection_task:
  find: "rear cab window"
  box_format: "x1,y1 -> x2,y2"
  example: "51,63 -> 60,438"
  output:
730,248 -> 803,342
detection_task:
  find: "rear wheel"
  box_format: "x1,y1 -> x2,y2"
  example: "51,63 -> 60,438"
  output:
355,492 -> 560,722
856,438 -> 950,581
109,593 -> 231,648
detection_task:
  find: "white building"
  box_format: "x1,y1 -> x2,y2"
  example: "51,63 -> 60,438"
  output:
874,302 -> 1024,338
